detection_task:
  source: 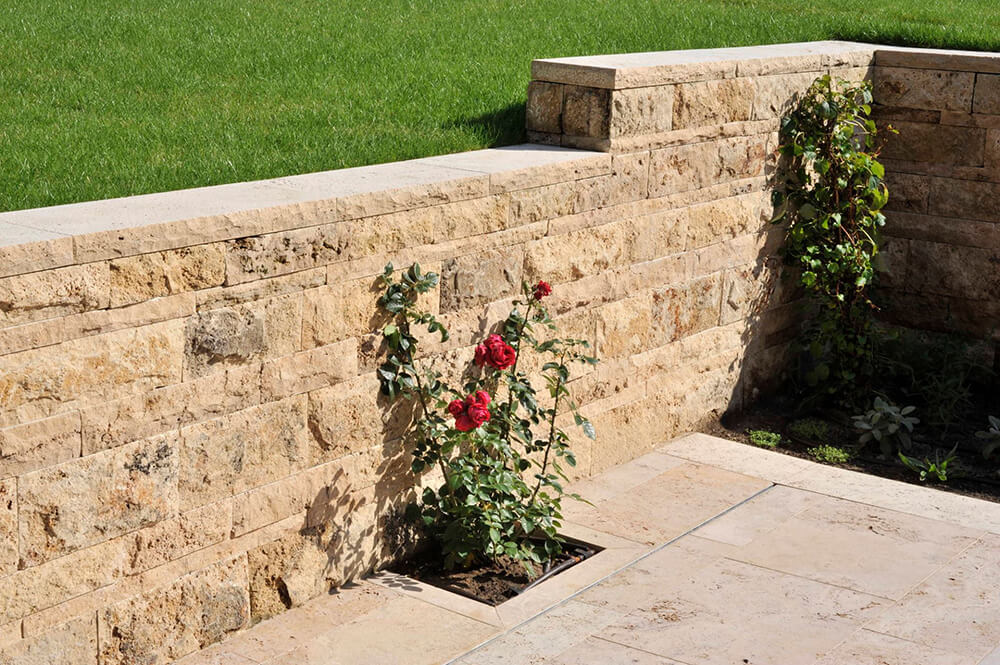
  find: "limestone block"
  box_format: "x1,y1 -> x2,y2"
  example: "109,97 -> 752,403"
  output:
0,615 -> 97,665
652,273 -> 724,343
430,195 -> 510,238
633,208 -> 688,262
587,394 -> 680,474
307,374 -> 416,465
906,238 -> 999,301
109,244 -> 225,306
928,176 -> 1000,223
883,172 -> 930,214
649,135 -> 766,197
1,538 -> 130,623
178,395 -> 310,510
185,294 -> 300,379
80,363 -> 261,455
575,152 -> 649,212
339,205 -> 436,261
974,73 -> 1000,115
440,248 -> 523,312
247,527 -> 332,622
508,180 -> 578,226
874,67 -> 974,112
524,218 -> 645,285
526,81 -> 564,134
127,500 -> 233,574
673,78 -> 755,130
876,236 -> 910,290
562,85 -> 611,138
336,171 -> 487,222
99,555 -> 250,665
752,72 -> 821,120
0,411 -> 81,479
0,232 -> 74,280
261,339 -> 357,401
884,211 -> 998,250
224,224 -> 344,285
0,263 -> 109,328
0,318 -> 184,426
686,193 -> 763,249
594,294 -> 654,359
18,432 -> 180,566
720,259 -> 782,326
0,479 -> 14,577
231,459 -> 351,536
197,266 -> 326,310
609,86 -> 673,137
882,121 -> 985,166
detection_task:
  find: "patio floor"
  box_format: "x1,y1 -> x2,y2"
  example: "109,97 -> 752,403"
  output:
178,433 -> 1000,665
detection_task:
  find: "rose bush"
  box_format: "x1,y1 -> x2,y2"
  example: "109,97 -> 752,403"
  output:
377,263 -> 596,570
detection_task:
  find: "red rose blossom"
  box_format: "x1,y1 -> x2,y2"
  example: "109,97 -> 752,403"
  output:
533,280 -> 552,300
474,333 -> 516,370
448,390 -> 492,431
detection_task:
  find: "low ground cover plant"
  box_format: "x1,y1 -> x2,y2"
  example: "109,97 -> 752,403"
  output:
376,263 -> 595,571
808,445 -> 852,464
748,429 -> 781,449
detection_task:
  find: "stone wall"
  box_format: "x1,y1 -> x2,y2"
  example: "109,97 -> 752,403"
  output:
0,41 -> 996,663
873,49 -> 1000,340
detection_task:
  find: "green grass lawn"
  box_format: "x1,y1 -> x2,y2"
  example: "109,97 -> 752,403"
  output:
4,0 -> 1000,212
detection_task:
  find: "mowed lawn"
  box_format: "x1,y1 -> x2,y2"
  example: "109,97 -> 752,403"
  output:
4,0 -> 1000,212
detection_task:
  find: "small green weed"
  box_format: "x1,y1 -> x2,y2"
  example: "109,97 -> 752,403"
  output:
787,418 -> 831,443
748,429 -> 781,449
808,445 -> 852,464
899,445 -> 959,483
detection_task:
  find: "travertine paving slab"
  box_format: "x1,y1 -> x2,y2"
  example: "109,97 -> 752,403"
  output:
562,461 -> 771,544
866,533 -> 1000,660
813,629 -> 974,665
661,432 -> 814,484
595,557 -> 886,665
543,636 -> 686,665
692,484 -> 823,546
713,491 -> 983,599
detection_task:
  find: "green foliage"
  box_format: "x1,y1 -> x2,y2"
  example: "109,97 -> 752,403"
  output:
853,397 -> 919,456
773,75 -> 895,403
899,445 -> 958,483
808,445 -> 852,464
975,415 -> 1000,460
378,263 -> 596,571
748,429 -> 782,449
787,417 -> 832,443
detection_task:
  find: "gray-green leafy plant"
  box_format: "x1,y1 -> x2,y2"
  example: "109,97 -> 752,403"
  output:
808,445 -> 851,464
899,444 -> 958,483
773,75 -> 895,403
748,429 -> 781,449
377,263 -> 596,571
853,397 -> 918,455
975,415 -> 1000,460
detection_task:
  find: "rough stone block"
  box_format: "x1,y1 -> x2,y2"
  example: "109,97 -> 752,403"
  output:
974,73 -> 1000,115
307,374 -> 416,465
247,527 -> 332,623
720,259 -> 781,325
524,219 -> 640,285
0,263 -> 109,328
110,244 -> 225,307
261,339 -> 358,401
224,224 -> 345,285
526,81 -> 564,134
301,277 -> 394,348
127,500 -> 233,574
440,248 -> 523,312
185,294 -> 300,379
232,459 -> 351,536
0,318 -> 184,426
594,294 -> 654,358
905,238 -> 999,301
0,479 -> 14,578
508,180 -> 578,226
649,136 -> 766,197
0,412 -> 81,479
179,395 -> 310,510
562,85 -> 611,137
686,193 -> 763,249
752,72 -> 822,120
339,205 -> 436,261
673,78 -> 755,130
18,432 -> 180,566
575,152 -> 649,212
0,615 -> 97,665
80,363 -> 261,455
609,86 -> 673,137
652,273 -> 724,343
874,67 -> 974,112
883,172 -> 930,214
430,196 -> 510,238
882,121 -> 985,166
99,555 -> 250,665
928,177 -> 1000,223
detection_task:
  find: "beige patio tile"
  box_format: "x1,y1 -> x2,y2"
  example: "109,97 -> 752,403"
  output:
866,533 -> 1000,660
457,600 -> 625,665
728,494 -> 983,599
595,558 -> 886,665
661,432 -> 814,484
562,462 -> 771,545
261,594 -> 496,665
814,628 -> 975,665
566,452 -> 687,504
545,636 -> 686,664
692,484 -> 822,546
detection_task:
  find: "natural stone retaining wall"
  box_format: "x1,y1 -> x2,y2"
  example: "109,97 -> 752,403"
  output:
0,41 -> 996,664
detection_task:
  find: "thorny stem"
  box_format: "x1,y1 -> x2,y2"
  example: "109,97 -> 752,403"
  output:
501,297 -> 535,447
530,350 -> 567,504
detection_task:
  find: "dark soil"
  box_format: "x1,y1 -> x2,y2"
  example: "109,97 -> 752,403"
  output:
394,540 -> 598,606
701,397 -> 1000,504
